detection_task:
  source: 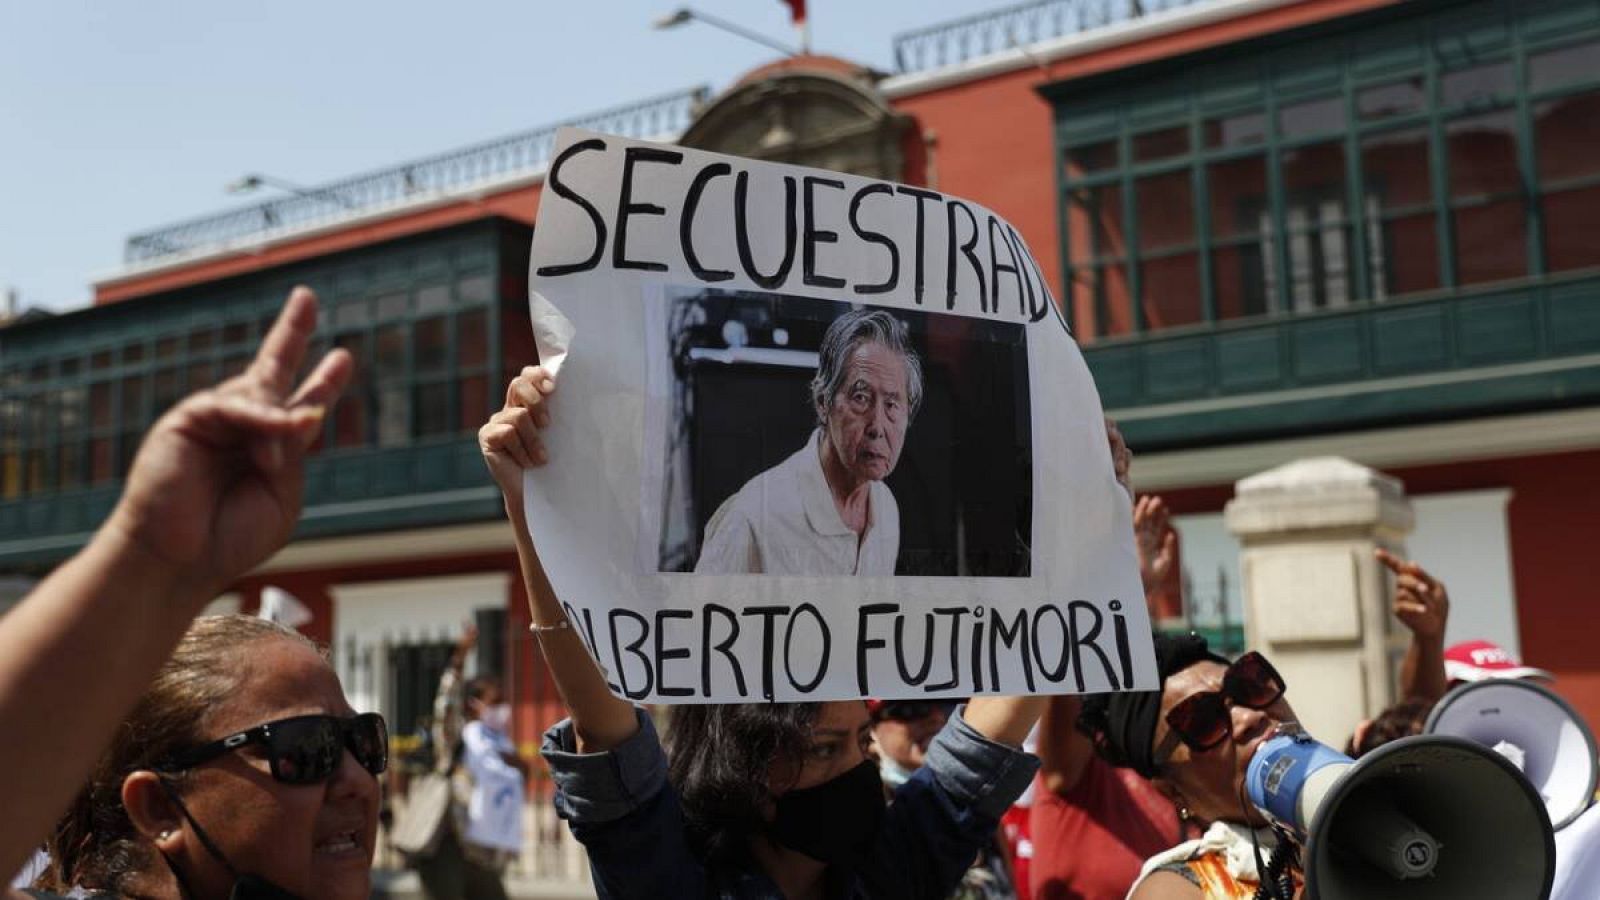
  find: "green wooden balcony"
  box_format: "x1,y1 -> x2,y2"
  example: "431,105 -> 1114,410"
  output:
0,218 -> 531,569
1047,0 -> 1600,450
1090,275 -> 1600,450
0,438 -> 500,567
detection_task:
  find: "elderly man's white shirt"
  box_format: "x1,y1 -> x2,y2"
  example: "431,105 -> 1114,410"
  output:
695,429 -> 899,575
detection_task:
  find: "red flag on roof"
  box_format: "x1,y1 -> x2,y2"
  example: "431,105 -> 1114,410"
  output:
780,0 -> 806,25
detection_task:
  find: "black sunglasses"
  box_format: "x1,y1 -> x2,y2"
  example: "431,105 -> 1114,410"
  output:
161,713 -> 388,785
1164,652 -> 1286,754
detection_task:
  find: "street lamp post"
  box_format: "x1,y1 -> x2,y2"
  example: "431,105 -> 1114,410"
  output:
227,173 -> 303,196
225,173 -> 356,226
226,173 -> 356,207
652,6 -> 801,57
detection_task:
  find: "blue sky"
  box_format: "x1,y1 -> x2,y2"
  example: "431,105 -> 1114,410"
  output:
0,1 -> 1005,313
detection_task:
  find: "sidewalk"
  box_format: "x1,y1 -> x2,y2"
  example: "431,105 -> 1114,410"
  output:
371,868 -> 596,900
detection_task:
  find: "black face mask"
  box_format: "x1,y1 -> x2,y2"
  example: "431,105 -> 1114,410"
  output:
158,781 -> 304,900
769,760 -> 886,865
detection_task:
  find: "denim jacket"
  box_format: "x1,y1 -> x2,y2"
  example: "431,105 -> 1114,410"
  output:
541,706 -> 1039,900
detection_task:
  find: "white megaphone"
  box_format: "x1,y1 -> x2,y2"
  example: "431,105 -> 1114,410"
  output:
1247,724 -> 1556,899
1425,678 -> 1598,831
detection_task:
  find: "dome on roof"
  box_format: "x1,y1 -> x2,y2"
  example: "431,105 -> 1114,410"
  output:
682,54 -> 911,181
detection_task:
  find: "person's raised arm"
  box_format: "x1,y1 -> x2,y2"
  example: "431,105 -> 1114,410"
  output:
1107,417 -> 1133,503
1036,695 -> 1095,794
1378,549 -> 1449,704
430,623 -> 476,766
1135,494 -> 1180,612
479,366 -> 638,753
0,287 -> 351,880
962,696 -> 1048,747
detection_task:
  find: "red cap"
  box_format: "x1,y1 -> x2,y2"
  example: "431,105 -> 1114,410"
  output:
1443,640 -> 1552,683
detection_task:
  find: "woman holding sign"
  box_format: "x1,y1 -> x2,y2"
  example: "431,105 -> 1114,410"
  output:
480,365 -> 1045,900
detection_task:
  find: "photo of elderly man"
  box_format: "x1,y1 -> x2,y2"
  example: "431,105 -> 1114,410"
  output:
694,308 -> 923,575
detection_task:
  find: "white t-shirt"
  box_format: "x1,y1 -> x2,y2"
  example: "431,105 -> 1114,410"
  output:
461,720 -> 525,853
695,429 -> 900,575
8,849 -> 47,890
1554,802 -> 1600,900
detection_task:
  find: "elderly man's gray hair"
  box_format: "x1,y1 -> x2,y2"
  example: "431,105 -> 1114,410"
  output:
809,308 -> 924,426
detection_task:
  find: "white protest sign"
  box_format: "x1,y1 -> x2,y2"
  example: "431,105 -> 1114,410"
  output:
524,127 -> 1154,703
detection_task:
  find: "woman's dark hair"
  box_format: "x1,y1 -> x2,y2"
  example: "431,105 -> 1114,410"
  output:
37,615 -> 317,893
665,702 -> 822,865
465,675 -> 500,703
1076,632 -> 1228,777
1346,697 -> 1433,758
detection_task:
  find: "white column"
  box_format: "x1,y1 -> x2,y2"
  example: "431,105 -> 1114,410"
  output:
1224,457 -> 1413,746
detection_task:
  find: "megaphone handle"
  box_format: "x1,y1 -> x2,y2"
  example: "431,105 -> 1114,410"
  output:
1251,831 -> 1300,900
1237,768 -> 1302,900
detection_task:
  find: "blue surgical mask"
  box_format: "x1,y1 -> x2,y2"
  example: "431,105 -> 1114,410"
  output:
480,702 -> 512,734
879,756 -> 916,788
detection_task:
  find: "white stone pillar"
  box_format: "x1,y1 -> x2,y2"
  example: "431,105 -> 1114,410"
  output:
1223,457 -> 1413,747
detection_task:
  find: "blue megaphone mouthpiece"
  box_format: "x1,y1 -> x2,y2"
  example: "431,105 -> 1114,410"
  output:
1246,724 -> 1353,840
